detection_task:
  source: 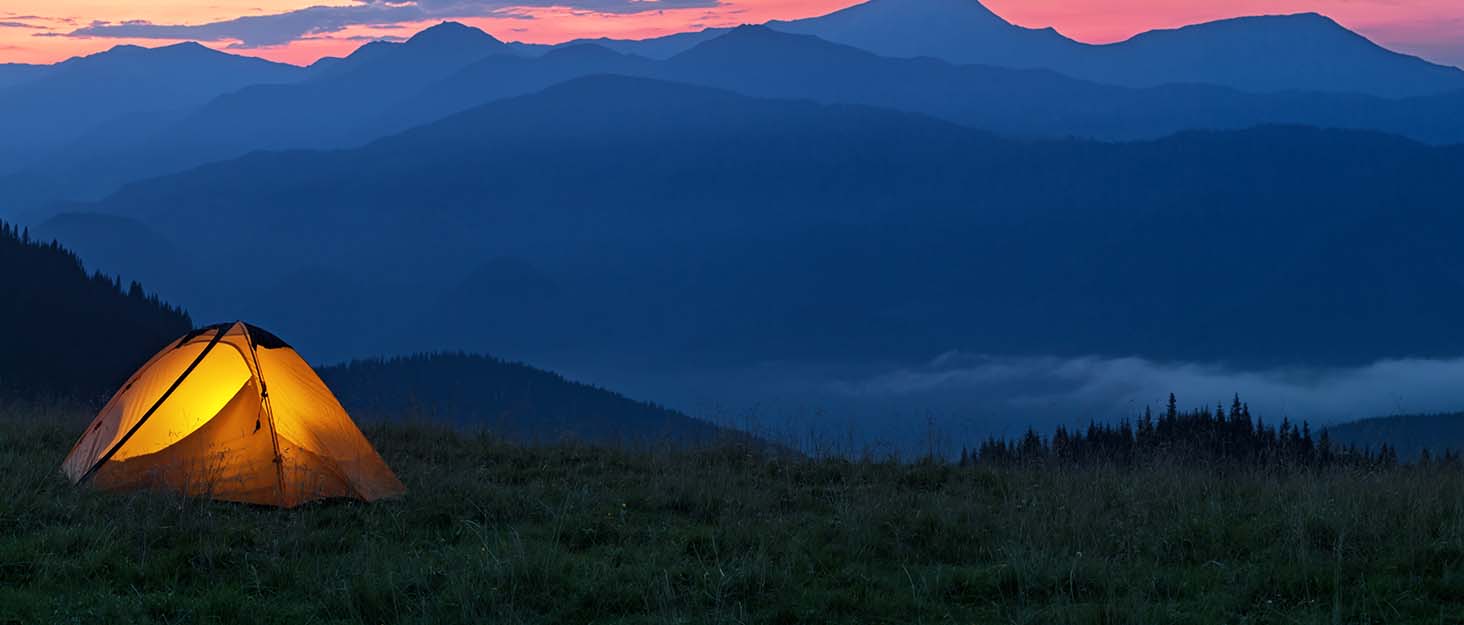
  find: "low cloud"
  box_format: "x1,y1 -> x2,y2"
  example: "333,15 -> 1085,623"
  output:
608,352 -> 1464,455
64,0 -> 722,48
829,352 -> 1464,428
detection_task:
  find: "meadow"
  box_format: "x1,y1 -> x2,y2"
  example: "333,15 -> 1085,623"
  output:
3,406 -> 1463,624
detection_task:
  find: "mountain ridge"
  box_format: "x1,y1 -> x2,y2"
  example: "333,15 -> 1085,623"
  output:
767,0 -> 1464,97
60,76 -> 1464,372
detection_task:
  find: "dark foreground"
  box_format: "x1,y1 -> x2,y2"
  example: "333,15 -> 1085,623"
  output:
2,409 -> 1463,624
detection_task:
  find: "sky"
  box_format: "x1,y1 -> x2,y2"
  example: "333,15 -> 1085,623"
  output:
0,0 -> 1461,68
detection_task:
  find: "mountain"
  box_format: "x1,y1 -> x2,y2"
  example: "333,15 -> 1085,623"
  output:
308,21 -> 510,81
12,22 -> 1464,222
555,28 -> 730,59
657,27 -> 1464,143
0,42 -> 304,170
377,43 -> 656,135
318,353 -> 738,444
384,27 -> 1464,150
0,22 -> 519,219
0,221 -> 192,400
1327,413 -> 1464,460
770,0 -> 1464,97
163,22 -> 513,158
30,212 -> 198,306
72,77 -> 1464,373
771,0 -> 1082,71
0,63 -> 47,90
1073,13 -> 1464,97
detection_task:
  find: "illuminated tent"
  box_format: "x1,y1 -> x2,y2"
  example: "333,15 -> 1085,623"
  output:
61,321 -> 405,508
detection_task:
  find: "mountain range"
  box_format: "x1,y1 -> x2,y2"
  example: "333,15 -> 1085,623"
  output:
7,0 -> 1464,444
5,13 -> 1464,220
769,0 -> 1464,97
0,42 -> 303,171
46,76 -> 1464,372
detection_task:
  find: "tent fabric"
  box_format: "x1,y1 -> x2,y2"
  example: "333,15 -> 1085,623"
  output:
61,322 -> 405,508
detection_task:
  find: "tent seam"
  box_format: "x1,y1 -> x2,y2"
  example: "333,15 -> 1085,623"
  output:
77,324 -> 229,485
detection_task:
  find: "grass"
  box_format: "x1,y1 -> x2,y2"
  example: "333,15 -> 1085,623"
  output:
3,407 -> 1464,624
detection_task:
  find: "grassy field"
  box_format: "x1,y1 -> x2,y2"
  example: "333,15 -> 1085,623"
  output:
3,407 -> 1464,624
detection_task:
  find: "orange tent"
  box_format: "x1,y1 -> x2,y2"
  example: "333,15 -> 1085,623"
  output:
61,321 -> 405,507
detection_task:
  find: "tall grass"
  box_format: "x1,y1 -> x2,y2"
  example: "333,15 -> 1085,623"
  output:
2,407 -> 1462,624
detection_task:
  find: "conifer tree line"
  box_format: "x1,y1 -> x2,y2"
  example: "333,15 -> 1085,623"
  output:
960,394 -> 1432,469
1,221 -> 192,399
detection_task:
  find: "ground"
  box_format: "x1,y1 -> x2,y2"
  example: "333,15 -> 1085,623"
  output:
2,407 -> 1463,624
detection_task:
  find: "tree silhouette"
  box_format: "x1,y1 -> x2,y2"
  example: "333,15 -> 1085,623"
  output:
0,221 -> 192,400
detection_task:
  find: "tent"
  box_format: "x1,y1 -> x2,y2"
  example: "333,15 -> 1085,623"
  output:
61,321 -> 405,507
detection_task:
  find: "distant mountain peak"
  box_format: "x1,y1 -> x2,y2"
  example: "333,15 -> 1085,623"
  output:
1125,11 -> 1355,40
406,21 -> 504,49
681,23 -> 874,61
64,40 -> 285,69
540,43 -> 627,62
158,41 -> 212,52
824,0 -> 1014,25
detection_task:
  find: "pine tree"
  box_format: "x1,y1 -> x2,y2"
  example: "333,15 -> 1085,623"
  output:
1318,428 -> 1333,466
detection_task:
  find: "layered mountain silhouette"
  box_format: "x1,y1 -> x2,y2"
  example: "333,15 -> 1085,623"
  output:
165,22 -> 515,158
771,0 -> 1464,97
8,21 -> 1464,223
52,77 -> 1464,373
0,42 -> 303,170
0,23 -> 521,219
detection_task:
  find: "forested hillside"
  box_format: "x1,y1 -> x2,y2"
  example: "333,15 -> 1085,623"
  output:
968,394 -> 1413,468
0,221 -> 191,399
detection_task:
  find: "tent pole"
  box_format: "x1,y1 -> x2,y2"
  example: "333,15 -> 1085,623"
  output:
242,323 -> 289,506
78,325 -> 229,485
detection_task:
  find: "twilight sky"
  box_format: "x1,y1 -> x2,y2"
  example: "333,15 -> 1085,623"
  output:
1,0 -> 1461,68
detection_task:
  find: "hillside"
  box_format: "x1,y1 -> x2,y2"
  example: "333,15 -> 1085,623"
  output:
1327,412 -> 1464,459
0,221 -> 191,399
317,353 -> 734,445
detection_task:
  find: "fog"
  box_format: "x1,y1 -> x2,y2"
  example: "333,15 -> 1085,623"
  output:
583,352 -> 1464,455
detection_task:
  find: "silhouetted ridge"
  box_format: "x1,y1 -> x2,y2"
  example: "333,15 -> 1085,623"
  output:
0,221 -> 192,400
771,0 -> 1464,96
318,353 -> 743,445
405,21 -> 504,49
678,24 -> 875,61
540,43 -> 630,62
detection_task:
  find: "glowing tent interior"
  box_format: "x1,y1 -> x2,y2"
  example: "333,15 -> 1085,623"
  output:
61,321 -> 405,508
